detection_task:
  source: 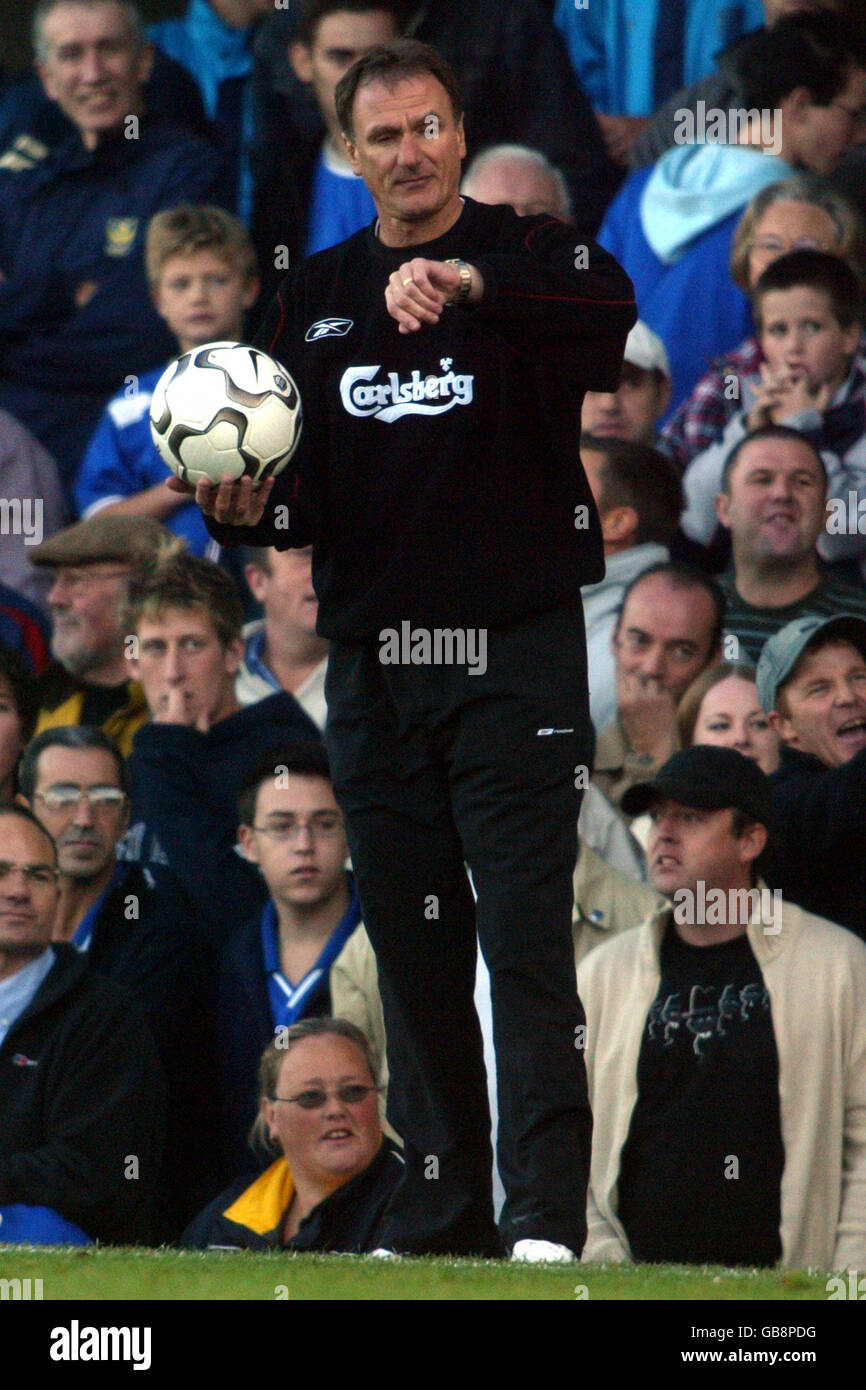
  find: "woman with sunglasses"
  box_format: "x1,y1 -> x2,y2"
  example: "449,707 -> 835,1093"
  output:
182,1017 -> 402,1251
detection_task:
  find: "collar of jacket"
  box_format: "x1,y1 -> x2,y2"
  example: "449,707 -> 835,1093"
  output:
1,942 -> 89,1042
774,742 -> 830,782
637,879 -> 792,971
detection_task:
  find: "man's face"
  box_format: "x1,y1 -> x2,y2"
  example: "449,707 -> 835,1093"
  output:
153,250 -> 258,355
0,676 -> 25,798
647,799 -> 761,901
581,364 -> 670,445
466,156 -> 565,219
771,639 -> 866,766
37,2 -> 153,149
261,1035 -> 381,1190
244,548 -> 319,639
290,9 -> 399,145
758,287 -> 859,395
47,563 -> 130,679
0,816 -> 58,967
29,746 -> 127,884
239,774 -> 348,911
787,65 -> 866,176
133,606 -> 242,725
345,73 -> 466,227
614,574 -> 719,703
716,436 -> 827,566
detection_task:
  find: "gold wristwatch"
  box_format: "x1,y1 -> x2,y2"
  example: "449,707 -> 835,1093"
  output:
444,258 -> 472,306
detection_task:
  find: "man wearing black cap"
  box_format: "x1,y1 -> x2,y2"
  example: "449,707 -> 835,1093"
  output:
757,613 -> 866,938
29,514 -> 177,757
578,744 -> 866,1272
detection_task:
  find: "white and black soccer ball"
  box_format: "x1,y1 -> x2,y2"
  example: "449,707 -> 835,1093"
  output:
149,340 -> 302,486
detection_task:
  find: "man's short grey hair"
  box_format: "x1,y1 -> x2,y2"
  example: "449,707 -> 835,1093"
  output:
33,0 -> 146,63
461,143 -> 572,220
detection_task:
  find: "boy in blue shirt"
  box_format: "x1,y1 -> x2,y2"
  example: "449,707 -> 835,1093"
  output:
74,204 -> 259,557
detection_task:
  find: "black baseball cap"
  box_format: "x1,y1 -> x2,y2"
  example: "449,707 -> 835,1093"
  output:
621,745 -> 773,827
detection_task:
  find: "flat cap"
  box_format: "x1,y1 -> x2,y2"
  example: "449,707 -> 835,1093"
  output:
30,514 -> 178,570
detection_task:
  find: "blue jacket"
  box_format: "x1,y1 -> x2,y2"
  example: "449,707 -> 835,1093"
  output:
150,0 -> 257,221
599,146 -> 796,417
0,115 -> 226,485
554,0 -> 763,114
74,364 -> 215,555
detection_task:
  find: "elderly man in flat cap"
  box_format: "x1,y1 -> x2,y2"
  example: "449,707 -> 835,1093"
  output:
30,514 -> 178,756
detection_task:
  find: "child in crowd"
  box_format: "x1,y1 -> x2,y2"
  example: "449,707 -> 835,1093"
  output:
681,249 -> 866,582
73,205 -> 260,556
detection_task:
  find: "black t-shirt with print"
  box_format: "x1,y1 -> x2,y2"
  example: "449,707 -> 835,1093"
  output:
617,922 -> 784,1267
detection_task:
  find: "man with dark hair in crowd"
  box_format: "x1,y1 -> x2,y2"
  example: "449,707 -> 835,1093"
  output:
758,613 -> 866,937
0,0 -> 227,485
123,550 -> 320,939
580,438 -> 684,731
0,802 -> 165,1244
0,644 -> 39,804
19,724 -> 218,1234
708,428 -> 866,664
594,564 -> 725,809
30,514 -> 176,756
187,39 -> 636,1260
579,745 -> 866,1272
216,741 -> 361,1175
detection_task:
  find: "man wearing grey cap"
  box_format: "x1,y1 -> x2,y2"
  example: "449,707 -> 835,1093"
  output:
758,613 -> 866,936
579,744 -> 866,1272
30,514 -> 177,757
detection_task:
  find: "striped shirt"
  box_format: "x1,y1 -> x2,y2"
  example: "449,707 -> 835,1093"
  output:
720,573 -> 866,665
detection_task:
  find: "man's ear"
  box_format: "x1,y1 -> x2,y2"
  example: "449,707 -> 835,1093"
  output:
601,505 -> 639,548
768,707 -> 797,747
136,39 -> 155,89
224,636 -> 244,678
343,131 -> 361,174
37,62 -> 59,103
654,375 -> 671,419
715,490 -> 731,530
736,818 -> 768,869
238,823 -> 259,863
242,275 -> 260,311
289,40 -> 313,84
244,564 -> 268,604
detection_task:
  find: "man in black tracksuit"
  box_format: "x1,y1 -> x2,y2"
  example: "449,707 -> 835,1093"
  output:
195,41 -> 636,1258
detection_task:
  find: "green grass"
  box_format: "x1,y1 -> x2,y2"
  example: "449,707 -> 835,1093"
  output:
0,1248 -> 832,1301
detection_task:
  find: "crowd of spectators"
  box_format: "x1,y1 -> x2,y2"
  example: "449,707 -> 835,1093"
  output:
2,0 -> 866,1269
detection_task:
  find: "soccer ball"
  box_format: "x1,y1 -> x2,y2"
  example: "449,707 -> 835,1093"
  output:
149,340 -> 302,486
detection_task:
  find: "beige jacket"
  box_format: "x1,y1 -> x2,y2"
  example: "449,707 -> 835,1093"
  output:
593,715 -> 680,810
578,897 -> 866,1271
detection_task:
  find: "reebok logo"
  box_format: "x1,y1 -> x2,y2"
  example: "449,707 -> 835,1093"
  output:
305,317 -> 354,341
340,361 -> 474,422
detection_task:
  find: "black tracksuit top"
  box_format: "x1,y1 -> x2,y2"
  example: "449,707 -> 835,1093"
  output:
208,196 -> 636,642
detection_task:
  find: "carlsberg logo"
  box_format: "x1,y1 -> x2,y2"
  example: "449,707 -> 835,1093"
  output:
340,360 -> 474,422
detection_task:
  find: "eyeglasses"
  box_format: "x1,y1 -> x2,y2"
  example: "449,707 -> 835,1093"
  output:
34,786 -> 126,810
750,236 -> 828,255
252,815 -> 343,842
271,1084 -> 382,1110
830,101 -> 866,131
0,861 -> 59,886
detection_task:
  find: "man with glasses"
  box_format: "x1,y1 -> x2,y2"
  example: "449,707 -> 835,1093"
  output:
30,513 -> 176,757
19,723 -> 220,1236
0,802 -> 165,1243
216,741 -> 361,1177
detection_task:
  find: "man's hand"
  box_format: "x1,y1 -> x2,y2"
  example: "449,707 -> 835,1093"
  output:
167,473 -> 275,527
596,113 -> 650,166
152,684 -> 210,732
386,258 -> 483,334
618,672 -> 678,766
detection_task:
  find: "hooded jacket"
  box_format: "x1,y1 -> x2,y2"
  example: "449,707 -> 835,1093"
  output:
599,146 -> 796,415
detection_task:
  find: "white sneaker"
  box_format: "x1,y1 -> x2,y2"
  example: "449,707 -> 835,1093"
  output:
511,1239 -> 576,1264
